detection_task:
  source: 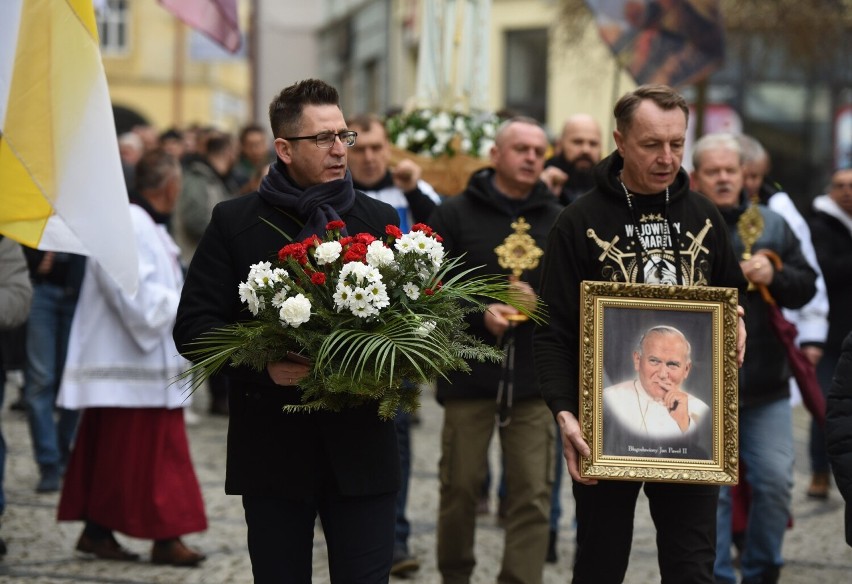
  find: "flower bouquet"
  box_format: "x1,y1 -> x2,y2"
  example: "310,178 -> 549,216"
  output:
384,109 -> 501,195
180,221 -> 543,420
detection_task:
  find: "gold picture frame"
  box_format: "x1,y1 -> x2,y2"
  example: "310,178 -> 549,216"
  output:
579,281 -> 739,485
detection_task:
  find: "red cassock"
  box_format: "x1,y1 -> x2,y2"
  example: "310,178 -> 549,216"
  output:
58,407 -> 208,540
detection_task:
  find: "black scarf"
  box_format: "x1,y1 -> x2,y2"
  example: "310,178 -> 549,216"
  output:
258,160 -> 356,239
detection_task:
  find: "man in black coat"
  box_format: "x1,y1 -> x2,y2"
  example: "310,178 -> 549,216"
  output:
826,330 -> 852,547
808,168 -> 852,500
174,79 -> 401,583
429,117 -> 562,584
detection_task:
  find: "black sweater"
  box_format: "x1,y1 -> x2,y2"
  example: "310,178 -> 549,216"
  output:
535,151 -> 748,417
428,168 -> 563,402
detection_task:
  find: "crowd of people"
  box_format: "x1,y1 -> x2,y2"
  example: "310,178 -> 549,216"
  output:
1,77 -> 852,584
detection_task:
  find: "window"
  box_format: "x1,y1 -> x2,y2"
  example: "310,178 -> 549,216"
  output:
504,29 -> 548,124
96,0 -> 130,55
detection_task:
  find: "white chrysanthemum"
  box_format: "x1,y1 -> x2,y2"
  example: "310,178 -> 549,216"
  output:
413,128 -> 429,143
278,294 -> 311,328
314,241 -> 342,265
350,301 -> 378,318
271,288 -> 289,308
238,282 -> 261,315
333,284 -> 353,311
460,138 -> 472,153
366,241 -> 395,267
271,268 -> 288,282
416,320 -> 437,337
395,133 -> 410,150
402,282 -> 420,300
252,266 -> 277,289
397,231 -> 433,257
393,232 -> 419,255
366,281 -> 390,310
349,287 -> 370,311
454,116 -> 467,133
247,261 -> 271,282
427,241 -> 445,267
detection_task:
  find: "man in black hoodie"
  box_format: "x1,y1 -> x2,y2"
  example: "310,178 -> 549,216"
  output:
535,85 -> 748,584
429,117 -> 562,584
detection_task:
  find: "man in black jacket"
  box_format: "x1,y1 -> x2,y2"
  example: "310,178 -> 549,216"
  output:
692,133 -> 817,584
535,86 -> 748,584
429,117 -> 562,584
174,79 -> 401,583
808,168 -> 852,501
826,330 -> 852,547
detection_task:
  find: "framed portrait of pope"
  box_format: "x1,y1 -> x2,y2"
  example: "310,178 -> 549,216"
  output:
578,281 -> 739,485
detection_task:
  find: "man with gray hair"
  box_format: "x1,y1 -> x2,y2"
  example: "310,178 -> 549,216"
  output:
692,132 -> 817,584
736,133 -> 831,499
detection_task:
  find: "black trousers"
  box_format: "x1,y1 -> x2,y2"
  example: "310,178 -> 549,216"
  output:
572,479 -> 719,584
243,490 -> 396,584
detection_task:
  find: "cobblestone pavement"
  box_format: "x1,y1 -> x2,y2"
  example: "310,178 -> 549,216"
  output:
0,380 -> 850,583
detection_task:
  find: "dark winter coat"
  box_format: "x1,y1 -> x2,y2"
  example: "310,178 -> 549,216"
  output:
174,189 -> 401,498
428,168 -> 563,403
826,331 -> 852,546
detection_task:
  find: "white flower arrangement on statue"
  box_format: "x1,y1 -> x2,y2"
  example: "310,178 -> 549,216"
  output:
385,108 -> 502,159
180,221 -> 543,419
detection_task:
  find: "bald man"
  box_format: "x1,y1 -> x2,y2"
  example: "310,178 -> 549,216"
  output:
540,114 -> 603,205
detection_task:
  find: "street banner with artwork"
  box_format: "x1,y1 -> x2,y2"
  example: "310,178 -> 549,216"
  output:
584,0 -> 725,87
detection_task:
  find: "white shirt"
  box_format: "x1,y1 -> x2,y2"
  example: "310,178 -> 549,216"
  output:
603,378 -> 709,439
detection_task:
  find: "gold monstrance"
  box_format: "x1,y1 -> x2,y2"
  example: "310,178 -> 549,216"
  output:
737,195 -> 764,260
494,217 -> 543,322
737,195 -> 764,290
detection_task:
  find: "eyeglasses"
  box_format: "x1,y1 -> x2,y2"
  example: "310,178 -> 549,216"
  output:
283,131 -> 358,148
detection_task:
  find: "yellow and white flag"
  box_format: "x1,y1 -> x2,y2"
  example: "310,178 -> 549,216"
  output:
0,0 -> 138,293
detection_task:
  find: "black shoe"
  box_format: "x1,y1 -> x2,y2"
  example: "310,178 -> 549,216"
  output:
390,548 -> 419,577
546,529 -> 558,563
741,565 -> 781,584
36,465 -> 61,493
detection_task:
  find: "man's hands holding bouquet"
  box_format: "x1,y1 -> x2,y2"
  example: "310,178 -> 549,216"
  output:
180,221 -> 545,419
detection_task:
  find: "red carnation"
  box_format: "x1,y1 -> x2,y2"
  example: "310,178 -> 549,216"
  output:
339,236 -> 353,246
434,233 -> 444,243
326,220 -> 346,231
342,242 -> 368,263
302,235 -> 321,248
352,232 -> 377,245
310,272 -> 327,285
278,243 -> 308,265
424,288 -> 435,296
411,223 -> 433,236
385,225 -> 403,239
